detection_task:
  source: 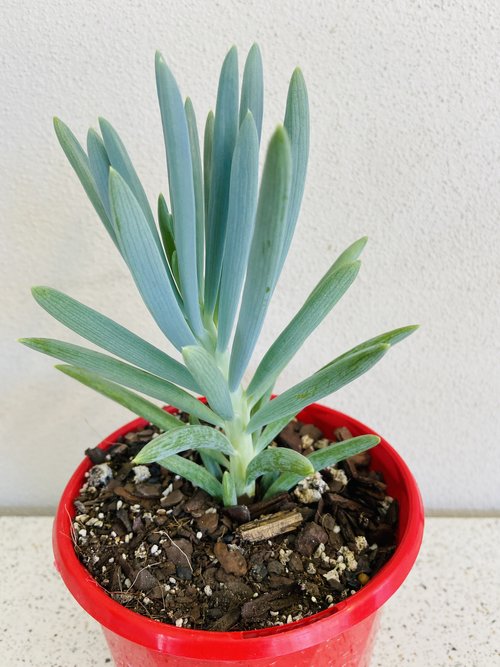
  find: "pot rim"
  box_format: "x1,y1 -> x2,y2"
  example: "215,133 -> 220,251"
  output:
53,402 -> 424,661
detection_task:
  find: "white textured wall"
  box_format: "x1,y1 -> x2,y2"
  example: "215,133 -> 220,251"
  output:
1,1 -> 499,513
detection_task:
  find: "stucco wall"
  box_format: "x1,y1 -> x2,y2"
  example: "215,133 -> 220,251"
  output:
1,1 -> 498,512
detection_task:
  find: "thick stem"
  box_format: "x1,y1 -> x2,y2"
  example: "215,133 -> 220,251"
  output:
211,349 -> 255,499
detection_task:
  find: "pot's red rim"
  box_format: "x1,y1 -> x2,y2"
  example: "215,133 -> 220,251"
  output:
53,402 -> 424,660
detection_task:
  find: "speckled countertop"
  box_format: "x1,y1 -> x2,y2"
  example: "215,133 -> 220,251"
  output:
0,517 -> 498,666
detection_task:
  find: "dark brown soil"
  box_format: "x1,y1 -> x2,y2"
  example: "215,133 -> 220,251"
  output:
73,415 -> 398,631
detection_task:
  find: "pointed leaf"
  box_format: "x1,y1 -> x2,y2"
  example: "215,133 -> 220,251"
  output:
204,47 -> 239,314
134,425 -> 234,464
308,435 -> 380,472
222,471 -> 238,506
109,169 -> 196,350
322,326 -> 420,370
247,344 -> 390,433
156,454 -> 222,498
277,68 -> 310,273
329,237 -> 368,272
56,365 -> 181,432
229,126 -> 292,390
248,260 -> 361,401
155,52 -> 204,338
185,98 -> 205,296
21,337 -> 221,426
246,447 -> 314,484
240,44 -> 263,140
263,435 -> 380,499
217,113 -> 259,351
30,287 -> 198,391
182,346 -> 233,420
99,117 -> 156,232
87,129 -> 111,218
53,118 -> 117,246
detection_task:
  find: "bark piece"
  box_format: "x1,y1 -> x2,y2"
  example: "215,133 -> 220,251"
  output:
238,510 -> 303,543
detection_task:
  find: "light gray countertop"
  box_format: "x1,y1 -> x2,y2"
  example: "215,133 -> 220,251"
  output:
0,517 -> 498,666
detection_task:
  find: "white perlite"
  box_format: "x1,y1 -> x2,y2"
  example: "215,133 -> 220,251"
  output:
354,536 -> 368,552
293,472 -> 328,504
87,463 -> 112,488
279,548 -> 293,565
162,483 -> 173,497
327,467 -> 348,487
339,546 -> 358,571
134,543 -> 147,560
323,568 -> 340,583
301,434 -> 314,449
132,465 -> 151,484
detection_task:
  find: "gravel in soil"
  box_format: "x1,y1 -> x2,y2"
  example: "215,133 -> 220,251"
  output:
74,415 -> 398,631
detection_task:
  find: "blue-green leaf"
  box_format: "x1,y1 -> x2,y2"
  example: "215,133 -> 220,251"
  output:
308,435 -> 380,472
53,118 -> 117,246
248,260 -> 361,401
199,450 -> 223,480
240,43 -> 263,140
134,425 -> 234,464
246,447 -> 314,484
185,98 -> 205,297
204,47 -> 239,315
277,68 -> 310,273
222,471 -> 238,506
254,415 -> 294,454
217,112 -> 259,352
182,346 -> 233,420
87,129 -> 111,218
109,169 -> 196,350
98,117 -> 156,235
155,52 -> 204,339
203,111 -> 215,221
229,126 -> 292,390
321,326 -> 420,370
22,337 -> 221,426
56,365 -> 181,432
247,343 -> 390,432
156,454 -> 223,498
30,287 -> 198,391
329,236 -> 368,271
263,435 -> 380,499
158,194 -> 176,263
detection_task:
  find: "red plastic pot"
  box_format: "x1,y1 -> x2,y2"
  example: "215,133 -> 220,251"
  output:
53,402 -> 424,666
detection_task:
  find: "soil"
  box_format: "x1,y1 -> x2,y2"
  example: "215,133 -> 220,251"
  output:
73,414 -> 398,632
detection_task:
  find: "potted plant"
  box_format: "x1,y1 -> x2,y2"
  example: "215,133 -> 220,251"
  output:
22,44 -> 423,666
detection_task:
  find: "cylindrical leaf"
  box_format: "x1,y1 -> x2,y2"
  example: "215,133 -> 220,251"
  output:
182,346 -> 233,421
245,447 -> 314,484
30,287 -> 198,392
228,126 -> 292,391
134,425 -> 235,464
56,365 -> 181,432
247,344 -> 390,433
109,169 -> 196,350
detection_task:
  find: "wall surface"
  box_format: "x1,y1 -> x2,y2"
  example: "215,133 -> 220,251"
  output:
1,0 -> 499,513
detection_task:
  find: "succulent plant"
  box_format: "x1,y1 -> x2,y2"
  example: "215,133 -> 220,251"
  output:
21,44 -> 417,505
